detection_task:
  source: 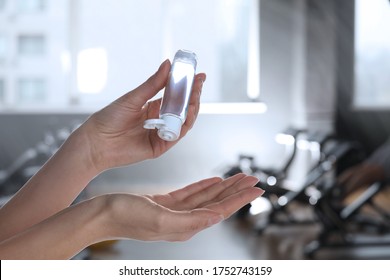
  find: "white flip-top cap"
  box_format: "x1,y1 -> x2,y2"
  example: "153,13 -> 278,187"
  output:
143,115 -> 182,141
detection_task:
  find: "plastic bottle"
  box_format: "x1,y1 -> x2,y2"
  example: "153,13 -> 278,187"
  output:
143,49 -> 197,141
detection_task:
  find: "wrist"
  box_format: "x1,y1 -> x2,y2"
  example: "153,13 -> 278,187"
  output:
66,122 -> 104,176
98,194 -> 122,239
92,194 -> 126,241
83,195 -> 113,245
77,115 -> 118,173
98,193 -> 154,241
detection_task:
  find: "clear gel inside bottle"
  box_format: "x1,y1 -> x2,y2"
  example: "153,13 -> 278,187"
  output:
144,49 -> 197,141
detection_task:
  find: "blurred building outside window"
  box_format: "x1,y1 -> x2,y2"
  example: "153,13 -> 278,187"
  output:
17,0 -> 46,13
0,0 -> 5,11
0,0 -> 261,113
0,34 -> 6,62
18,35 -> 45,56
17,78 -> 46,103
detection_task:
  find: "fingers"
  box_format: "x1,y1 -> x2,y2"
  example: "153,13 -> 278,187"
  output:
168,177 -> 223,201
145,178 -> 264,242
160,186 -> 265,242
152,174 -> 262,213
193,174 -> 248,207
180,73 -> 206,137
190,73 -> 206,117
213,175 -> 259,201
205,187 -> 265,219
146,177 -> 223,209
121,59 -> 171,109
178,173 -> 255,210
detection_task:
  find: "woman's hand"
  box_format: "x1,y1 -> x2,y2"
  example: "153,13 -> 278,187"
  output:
105,174 -> 263,242
81,59 -> 206,172
0,173 -> 263,259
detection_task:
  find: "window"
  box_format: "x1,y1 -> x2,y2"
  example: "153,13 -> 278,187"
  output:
354,0 -> 390,109
0,0 -> 6,11
0,34 -> 6,61
0,0 -> 262,112
17,78 -> 46,103
17,0 -> 46,12
18,35 -> 45,56
74,0 -> 260,109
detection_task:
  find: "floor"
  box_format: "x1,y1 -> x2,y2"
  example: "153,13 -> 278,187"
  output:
86,210 -> 390,260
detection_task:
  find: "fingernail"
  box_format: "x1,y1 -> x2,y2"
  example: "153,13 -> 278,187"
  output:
197,73 -> 206,84
208,214 -> 224,226
249,176 -> 260,185
159,59 -> 170,70
257,188 -> 265,196
242,176 -> 260,188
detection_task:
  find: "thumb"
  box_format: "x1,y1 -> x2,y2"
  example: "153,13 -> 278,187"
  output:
125,59 -> 171,108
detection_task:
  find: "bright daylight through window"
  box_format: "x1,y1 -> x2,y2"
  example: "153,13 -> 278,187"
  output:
0,0 -> 263,113
354,0 -> 390,109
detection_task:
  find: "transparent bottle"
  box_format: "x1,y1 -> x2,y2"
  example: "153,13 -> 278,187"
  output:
144,49 -> 197,141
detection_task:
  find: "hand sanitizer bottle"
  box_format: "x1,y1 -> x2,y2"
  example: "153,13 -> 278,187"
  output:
143,49 -> 197,141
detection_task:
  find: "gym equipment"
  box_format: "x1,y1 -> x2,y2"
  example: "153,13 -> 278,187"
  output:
305,179 -> 390,259
253,138 -> 364,232
223,127 -> 306,217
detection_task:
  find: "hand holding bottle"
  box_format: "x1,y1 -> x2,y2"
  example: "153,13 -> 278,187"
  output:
81,58 -> 206,173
